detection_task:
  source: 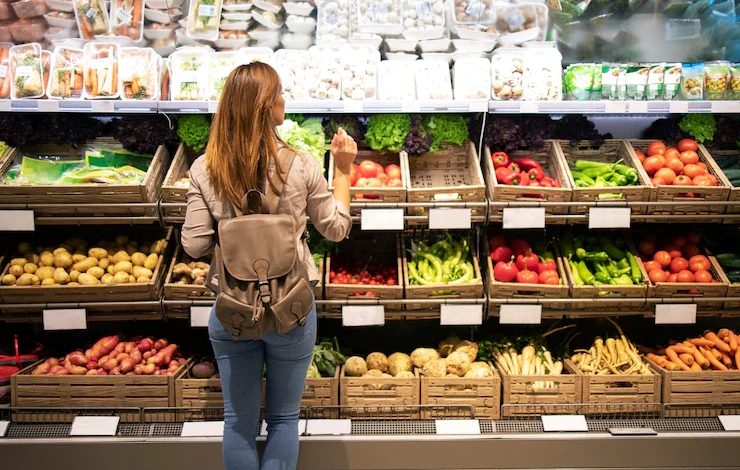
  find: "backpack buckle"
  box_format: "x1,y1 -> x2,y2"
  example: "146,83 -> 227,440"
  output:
258,280 -> 271,305
298,316 -> 307,327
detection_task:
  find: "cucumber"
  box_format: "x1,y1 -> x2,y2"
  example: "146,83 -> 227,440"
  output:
718,156 -> 740,170
722,169 -> 740,180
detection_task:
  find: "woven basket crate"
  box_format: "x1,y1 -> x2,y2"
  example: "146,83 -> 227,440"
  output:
404,141 -> 486,222
328,150 -> 408,217
483,141 -> 572,223
500,369 -> 581,418
556,139 -> 651,215
0,226 -> 172,304
162,244 -> 214,317
625,140 -> 730,221
339,365 -> 420,419
701,144 -> 740,215
638,254 -> 728,310
0,139 -> 169,217
419,366 -> 501,419
161,143 -> 199,218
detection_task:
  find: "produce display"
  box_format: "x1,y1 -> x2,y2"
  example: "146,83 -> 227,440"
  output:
637,138 -> 719,188
569,158 -> 640,190
83,42 -> 120,99
635,231 -> 716,284
643,329 -> 740,372
30,335 -> 184,376
73,0 -> 109,40
348,160 -> 403,190
489,235 -> 560,285
570,319 -> 652,375
407,233 -> 479,287
10,43 -> 44,99
329,254 -> 398,296
417,338 -> 494,378
491,151 -> 561,189
560,231 -> 643,287
119,47 -> 159,100
488,339 -> 563,389
276,117 -> 326,170
47,47 -> 83,99
171,256 -> 210,286
109,0 -> 144,41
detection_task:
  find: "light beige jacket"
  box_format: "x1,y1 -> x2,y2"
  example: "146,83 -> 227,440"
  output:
181,149 -> 352,283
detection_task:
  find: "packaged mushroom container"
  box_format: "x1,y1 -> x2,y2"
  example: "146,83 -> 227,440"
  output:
316,0 -> 349,44
283,1 -> 313,15
449,0 -> 497,41
236,45 -> 273,64
355,0 -> 402,35
522,47 -> 561,101
494,2 -> 540,47
252,8 -> 283,29
401,0 -> 444,40
378,59 -> 415,99
340,44 -> 378,101
490,47 -> 524,101
285,14 -> 315,33
453,57 -> 489,100
414,58 -> 451,99
305,45 -> 341,99
274,48 -> 341,100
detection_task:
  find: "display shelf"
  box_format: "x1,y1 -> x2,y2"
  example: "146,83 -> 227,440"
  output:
0,203 -> 163,226
7,100 -> 159,114
0,301 -> 165,322
489,100 -> 740,114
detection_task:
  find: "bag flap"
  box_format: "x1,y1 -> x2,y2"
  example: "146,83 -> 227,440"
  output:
218,214 -> 297,281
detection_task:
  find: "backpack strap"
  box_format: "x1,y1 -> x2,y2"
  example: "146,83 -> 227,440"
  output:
265,147 -> 297,215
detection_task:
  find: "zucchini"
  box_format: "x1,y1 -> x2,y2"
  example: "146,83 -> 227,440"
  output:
716,253 -> 737,265
721,169 -> 740,180
718,156 -> 740,170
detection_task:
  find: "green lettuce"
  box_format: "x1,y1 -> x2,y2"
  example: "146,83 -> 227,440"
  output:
423,114 -> 469,152
365,114 -> 411,153
277,118 -> 327,171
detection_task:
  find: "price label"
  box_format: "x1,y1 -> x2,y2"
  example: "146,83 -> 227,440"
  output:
428,208 -> 471,229
91,100 -> 115,113
181,421 -> 224,437
541,415 -> 588,432
0,100 -> 10,112
38,100 -> 60,112
605,101 -> 626,113
115,7 -> 133,23
14,65 -> 32,78
502,207 -> 545,229
435,419 -> 480,435
90,58 -> 111,70
43,309 -> 87,331
718,415 -> 740,431
306,419 -> 351,436
343,100 -> 363,113
0,210 -> 34,231
588,207 -> 631,229
190,306 -> 211,328
628,101 -> 648,113
499,304 -> 542,324
609,427 -> 657,436
70,416 -> 120,436
468,101 -> 488,112
401,100 -> 420,112
0,65 -> 8,78
440,304 -> 483,326
0,421 -> 8,438
342,305 -> 384,327
655,304 -> 696,324
198,4 -> 217,16
669,101 -> 689,114
519,101 -> 538,113
361,209 -> 404,230
208,101 -> 219,113
711,101 -> 736,114
261,419 -> 306,436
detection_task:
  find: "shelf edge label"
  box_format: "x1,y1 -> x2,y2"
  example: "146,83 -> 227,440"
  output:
38,100 -> 60,112
719,415 -> 740,431
261,419 -> 306,436
342,305 -> 385,327
190,306 -> 211,328
541,415 -> 588,432
440,304 -> 483,325
435,419 -> 480,435
91,100 -> 115,113
0,421 -> 8,438
0,210 -> 34,231
360,209 -> 404,230
70,416 -> 119,436
588,207 -> 631,229
343,101 -> 363,113
181,421 -> 224,437
669,101 -> 689,114
499,304 -> 542,324
43,308 -> 87,331
468,101 -> 488,112
655,304 -> 696,324
428,208 -> 471,229
502,207 -> 545,229
306,419 -> 351,436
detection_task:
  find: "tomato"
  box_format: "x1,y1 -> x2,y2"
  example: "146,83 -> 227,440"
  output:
359,160 -> 378,179
386,278 -> 396,286
689,255 -> 710,272
517,268 -> 539,284
664,147 -> 680,161
538,260 -> 557,274
643,260 -> 661,272
706,174 -> 718,185
647,141 -> 666,156
674,175 -> 692,185
696,162 -> 708,172
683,164 -> 704,179
677,270 -> 695,283
653,250 -> 672,268
491,245 -> 513,263
679,150 -> 699,165
375,162 -> 384,176
693,175 -> 715,186
643,156 -> 664,176
654,168 -> 676,184
670,235 -> 687,248
386,178 -> 403,187
376,173 -> 388,185
634,150 -> 646,163
638,239 -> 657,257
682,243 -> 701,259
649,269 -> 669,283
667,273 -> 678,283
669,257 -> 688,273
666,158 -> 684,175
365,177 -> 383,187
693,269 -> 713,283
350,163 -> 359,185
677,138 -> 699,153
651,177 -> 666,186
355,177 -> 369,187
539,270 -> 560,285
687,231 -> 701,244
385,164 -> 402,181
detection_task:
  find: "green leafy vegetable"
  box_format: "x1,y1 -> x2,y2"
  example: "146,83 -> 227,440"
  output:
277,118 -> 326,171
307,227 -> 336,268
177,115 -> 211,152
309,337 -> 346,378
679,114 -> 716,143
423,115 -> 470,152
365,114 -> 411,153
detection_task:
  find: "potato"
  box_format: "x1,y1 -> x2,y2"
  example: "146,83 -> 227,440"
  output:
115,235 -> 129,246
98,258 -> 110,270
52,247 -> 67,255
53,252 -> 73,269
86,266 -> 104,279
17,241 -> 32,255
72,254 -> 87,263
16,273 -> 35,286
88,248 -> 108,260
24,263 -> 38,274
53,268 -> 70,284
10,258 -> 27,267
9,265 -> 24,277
136,276 -> 151,283
69,270 -> 80,282
128,274 -> 136,283
112,251 -> 131,264
67,282 -> 80,286
131,252 -> 147,267
150,240 -> 166,255
112,271 -> 130,284
132,266 -> 153,279
101,273 -> 113,284
24,253 -> 39,264
72,257 -> 98,273
144,253 -> 158,271
35,266 -> 56,281
113,260 -> 133,274
39,252 -> 55,267
107,265 -> 115,275
125,245 -> 138,256
41,278 -> 56,285
78,273 -> 100,285
2,274 -> 16,285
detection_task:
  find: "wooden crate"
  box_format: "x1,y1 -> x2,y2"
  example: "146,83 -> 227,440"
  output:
0,139 -> 169,217
561,234 -> 651,311
161,143 -> 199,218
703,144 -> 740,214
500,370 -> 581,418
625,140 -> 730,221
327,150 -> 408,217
643,255 -> 727,309
556,140 -> 651,215
565,359 -> 660,414
404,142 -> 486,221
403,233 -> 484,311
163,244 -> 214,300
484,141 -> 572,223
716,266 -> 740,309
419,366 -> 501,419
325,235 -> 403,311
340,365 -> 420,419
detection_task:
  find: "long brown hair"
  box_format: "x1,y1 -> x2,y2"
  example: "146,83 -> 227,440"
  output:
205,62 -> 286,211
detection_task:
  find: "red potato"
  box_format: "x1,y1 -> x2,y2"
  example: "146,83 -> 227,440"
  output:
46,358 -> 59,367
49,365 -> 62,374
69,351 -> 88,366
110,366 -> 121,375
109,350 -> 120,359
168,364 -> 179,374
120,358 -> 135,373
98,355 -> 109,365
169,360 -> 179,368
178,358 -> 187,365
124,342 -> 136,353
148,344 -> 178,367
115,342 -> 126,353
86,361 -> 98,370
134,364 -> 145,375
154,338 -> 169,350
33,363 -> 51,375
143,351 -> 153,360
117,353 -> 129,361
129,350 -> 142,363
144,363 -> 156,375
86,369 -> 99,375
54,368 -> 70,375
125,372 -> 135,376
138,338 -> 153,352
102,358 -> 119,371
69,366 -> 87,375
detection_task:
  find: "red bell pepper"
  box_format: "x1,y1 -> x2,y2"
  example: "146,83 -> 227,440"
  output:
539,179 -> 552,188
516,157 -> 544,174
538,259 -> 557,274
527,168 -> 543,181
518,171 -> 530,186
495,167 -> 519,185
541,176 -> 560,188
491,152 -> 510,169
507,162 -> 520,173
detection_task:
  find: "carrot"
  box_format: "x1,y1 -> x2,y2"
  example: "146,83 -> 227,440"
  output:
666,347 -> 691,371
690,362 -> 702,371
160,69 -> 169,100
132,0 -> 141,26
721,351 -> 733,369
647,353 -> 668,367
693,349 -> 710,369
706,331 -> 731,353
91,66 -> 98,97
0,48 -> 10,99
670,344 -> 696,355
711,348 -> 723,361
664,362 -> 681,371
688,337 -> 715,348
729,331 -> 738,354
111,62 -> 117,95
679,353 -> 694,367
79,14 -> 94,39
735,348 -> 740,370
718,328 -> 730,339
701,347 -> 728,371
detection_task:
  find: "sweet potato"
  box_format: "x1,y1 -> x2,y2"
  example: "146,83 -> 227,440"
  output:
148,344 -> 177,367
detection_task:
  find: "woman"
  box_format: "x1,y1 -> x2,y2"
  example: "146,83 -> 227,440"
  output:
181,62 -> 356,470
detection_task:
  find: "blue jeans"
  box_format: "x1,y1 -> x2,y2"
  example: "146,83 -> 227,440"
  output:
209,301 -> 317,470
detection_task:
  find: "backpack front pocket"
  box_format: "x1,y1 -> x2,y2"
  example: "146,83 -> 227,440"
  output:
270,278 -> 314,335
215,293 -> 265,340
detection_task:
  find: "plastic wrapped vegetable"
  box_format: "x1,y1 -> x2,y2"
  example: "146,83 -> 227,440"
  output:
563,63 -> 594,101
10,43 -> 44,99
170,49 -> 208,101
110,0 -> 144,41
208,51 -> 237,101
120,47 -> 159,100
187,0 -> 223,40
73,0 -> 109,39
82,42 -> 120,99
0,44 -> 10,99
48,46 -> 84,100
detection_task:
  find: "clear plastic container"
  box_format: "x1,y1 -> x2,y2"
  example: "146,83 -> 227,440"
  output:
160,56 -> 169,99
10,42 -> 44,98
286,14 -> 315,33
315,0 -> 349,44
252,0 -> 280,13
704,61 -> 730,100
44,25 -> 77,40
306,45 -> 341,99
0,42 -> 11,99
522,47 -> 561,101
219,18 -> 251,30
251,9 -> 282,28
82,42 -> 120,99
10,17 -> 47,42
236,46 -> 272,64
280,31 -> 313,49
378,59 -> 415,100
490,47 -> 524,101
147,0 -> 184,8
340,44 -> 378,101
120,46 -> 159,100
451,38 -> 493,52
0,19 -> 14,42
143,23 -> 174,40
730,64 -> 740,100
356,0 -> 402,35
207,50 -> 236,100
420,51 -> 450,65
449,0 -> 497,40
151,38 -> 175,57
169,48 -> 208,100
385,37 -> 416,52
0,2 -> 14,20
418,37 -> 449,52
46,0 -> 75,12
453,57 -> 488,100
494,2 -> 539,46
221,0 -> 249,10
385,52 -> 417,60
282,1 -> 312,15
143,6 -> 181,22
215,29 -> 249,48
221,11 -> 251,20
186,0 -> 223,40
273,49 -> 312,100
401,0 -> 444,40
47,45 -> 83,99
415,58 -> 451,99
72,0 -> 109,39
12,0 -> 48,18
109,0 -> 144,41
44,11 -> 77,28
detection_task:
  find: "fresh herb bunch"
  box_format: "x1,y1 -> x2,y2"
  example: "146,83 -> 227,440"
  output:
401,114 -> 432,155
554,115 -> 612,147
484,115 -> 555,152
423,114 -> 469,152
365,114 -> 411,153
323,115 -> 365,143
111,115 -> 179,155
177,115 -> 211,152
307,337 -> 346,378
679,114 -> 716,143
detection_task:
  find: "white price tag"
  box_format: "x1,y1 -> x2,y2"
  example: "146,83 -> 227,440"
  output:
0,210 -> 34,231
181,421 -> 224,437
609,427 -> 657,436
605,101 -> 626,113
197,3 -> 217,16
711,101 -> 736,113
115,7 -> 133,23
90,58 -> 111,70
38,100 -> 60,112
70,416 -> 120,436
401,100 -> 420,112
0,100 -> 10,112
468,101 -> 487,112
669,101 -> 689,114
655,304 -> 696,324
91,100 -> 115,113
43,309 -> 87,331
719,415 -> 740,431
588,207 -> 631,229
14,65 -> 32,78
440,304 -> 483,326
343,100 -> 363,113
208,101 -> 219,113
435,419 -> 480,435
0,65 -> 8,78
502,207 -> 545,229
499,304 -> 542,324
428,208 -> 471,230
306,419 -> 351,436
361,209 -> 404,230
0,421 -> 8,438
261,419 -> 306,436
541,415 -> 588,432
519,101 -> 538,113
628,101 -> 648,113
342,305 -> 385,327
190,306 -> 211,328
